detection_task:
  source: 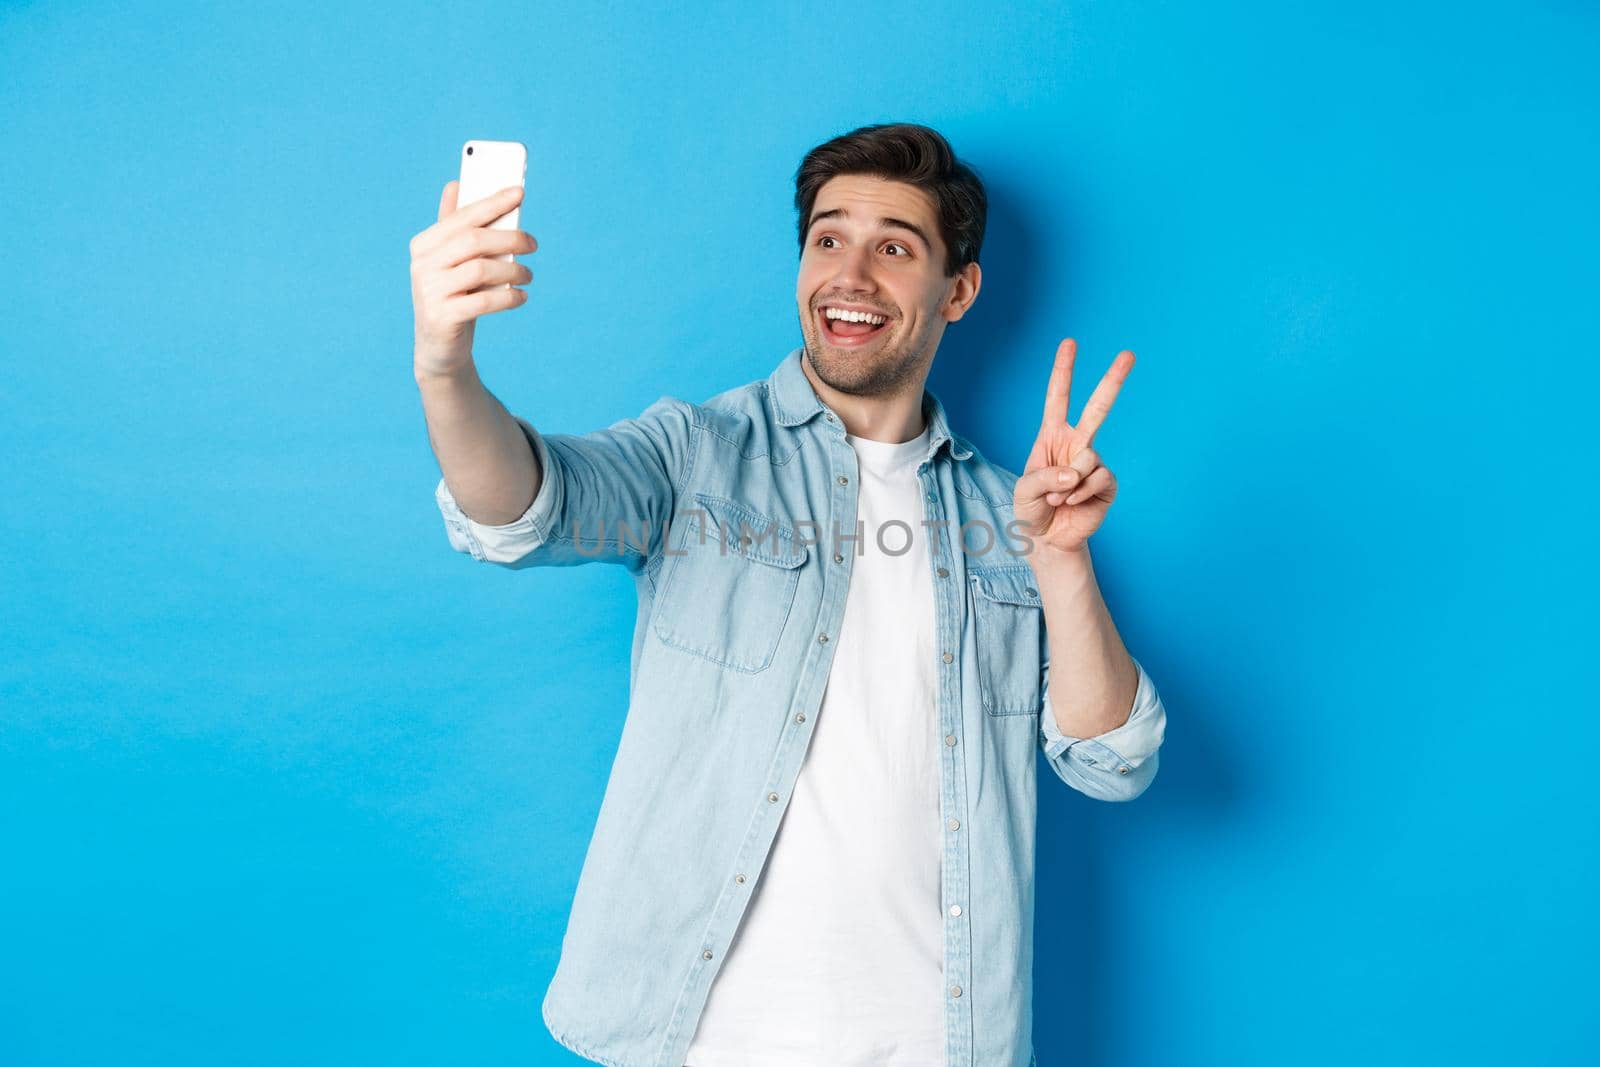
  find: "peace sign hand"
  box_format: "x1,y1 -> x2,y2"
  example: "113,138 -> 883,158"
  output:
1013,338 -> 1135,558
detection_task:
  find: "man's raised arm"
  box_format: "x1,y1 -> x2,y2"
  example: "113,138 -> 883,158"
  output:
410,179 -> 542,525
409,178 -> 695,572
417,364 -> 541,527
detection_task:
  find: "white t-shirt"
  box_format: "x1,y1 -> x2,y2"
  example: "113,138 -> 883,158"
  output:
684,425 -> 945,1067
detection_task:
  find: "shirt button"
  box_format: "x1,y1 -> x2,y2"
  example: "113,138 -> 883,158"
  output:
703,950 -> 714,960
795,712 -> 806,723
837,475 -> 849,485
949,904 -> 962,917
926,492 -> 937,503
948,818 -> 960,831
1118,765 -> 1131,774
818,632 -> 829,644
942,651 -> 954,664
735,874 -> 746,884
937,567 -> 949,578
945,734 -> 957,747
833,553 -> 844,564
950,985 -> 963,998
1025,586 -> 1037,597
768,791 -> 779,803
825,412 -> 836,422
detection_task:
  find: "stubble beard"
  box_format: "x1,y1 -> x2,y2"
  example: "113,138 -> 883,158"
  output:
799,312 -> 928,399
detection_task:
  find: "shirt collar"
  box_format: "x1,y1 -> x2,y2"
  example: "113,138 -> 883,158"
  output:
766,346 -> 974,462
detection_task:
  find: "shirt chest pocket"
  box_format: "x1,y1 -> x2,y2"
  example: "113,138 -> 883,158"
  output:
969,566 -> 1045,716
652,492 -> 809,673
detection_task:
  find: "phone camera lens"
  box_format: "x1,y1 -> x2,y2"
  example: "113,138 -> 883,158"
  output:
466,146 -> 474,155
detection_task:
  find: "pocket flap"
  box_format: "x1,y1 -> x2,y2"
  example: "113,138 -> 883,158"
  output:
970,566 -> 1042,607
688,493 -> 808,569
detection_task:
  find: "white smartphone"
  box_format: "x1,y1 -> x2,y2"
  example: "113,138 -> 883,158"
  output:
457,139 -> 528,289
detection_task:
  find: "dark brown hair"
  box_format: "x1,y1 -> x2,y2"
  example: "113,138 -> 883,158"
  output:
794,123 -> 987,278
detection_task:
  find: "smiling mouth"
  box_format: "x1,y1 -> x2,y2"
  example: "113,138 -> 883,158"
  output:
818,308 -> 893,346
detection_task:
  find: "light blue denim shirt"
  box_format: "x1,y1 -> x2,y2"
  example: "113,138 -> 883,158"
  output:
433,347 -> 1166,1067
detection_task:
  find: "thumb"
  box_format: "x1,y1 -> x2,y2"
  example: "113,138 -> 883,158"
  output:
437,180 -> 458,223
1016,465 -> 1080,505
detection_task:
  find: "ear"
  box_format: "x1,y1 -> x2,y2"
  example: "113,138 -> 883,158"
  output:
942,261 -> 982,323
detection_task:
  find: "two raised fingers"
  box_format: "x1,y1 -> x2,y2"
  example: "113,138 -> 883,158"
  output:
1040,338 -> 1135,443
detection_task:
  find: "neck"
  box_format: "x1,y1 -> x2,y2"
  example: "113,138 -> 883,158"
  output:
800,352 -> 929,444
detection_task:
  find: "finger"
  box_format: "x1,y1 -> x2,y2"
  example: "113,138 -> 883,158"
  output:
453,184 -> 523,228
1041,338 -> 1077,427
1064,466 -> 1116,506
1017,465 -> 1081,504
418,185 -> 526,255
1067,446 -> 1101,481
1075,350 -> 1135,443
430,228 -> 539,271
1046,490 -> 1067,506
443,283 -> 528,320
437,256 -> 532,299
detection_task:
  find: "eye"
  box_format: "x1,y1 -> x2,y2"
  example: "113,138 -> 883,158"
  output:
814,234 -> 910,257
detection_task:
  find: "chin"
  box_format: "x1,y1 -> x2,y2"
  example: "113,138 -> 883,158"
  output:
805,331 -> 921,397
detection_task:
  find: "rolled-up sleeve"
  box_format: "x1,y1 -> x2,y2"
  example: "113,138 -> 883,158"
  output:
434,396 -> 697,572
1038,653 -> 1166,802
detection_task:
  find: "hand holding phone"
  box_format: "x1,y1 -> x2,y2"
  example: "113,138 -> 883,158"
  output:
409,140 -> 535,379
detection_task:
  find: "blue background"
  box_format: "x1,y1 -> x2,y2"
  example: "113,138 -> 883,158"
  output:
3,2 -> 1596,1064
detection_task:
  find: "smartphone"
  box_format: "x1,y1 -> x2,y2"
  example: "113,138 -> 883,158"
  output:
457,139 -> 528,289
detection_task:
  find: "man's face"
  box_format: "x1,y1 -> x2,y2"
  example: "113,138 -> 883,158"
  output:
796,175 -> 979,398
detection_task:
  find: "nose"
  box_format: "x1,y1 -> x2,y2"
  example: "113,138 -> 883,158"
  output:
828,241 -> 878,296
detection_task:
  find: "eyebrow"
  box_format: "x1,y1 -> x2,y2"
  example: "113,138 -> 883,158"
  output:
806,207 -> 934,253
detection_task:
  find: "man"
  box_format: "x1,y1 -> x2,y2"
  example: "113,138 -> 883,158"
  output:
411,123 -> 1166,1067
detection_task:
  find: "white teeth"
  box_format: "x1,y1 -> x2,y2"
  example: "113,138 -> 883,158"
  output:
824,307 -> 887,325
